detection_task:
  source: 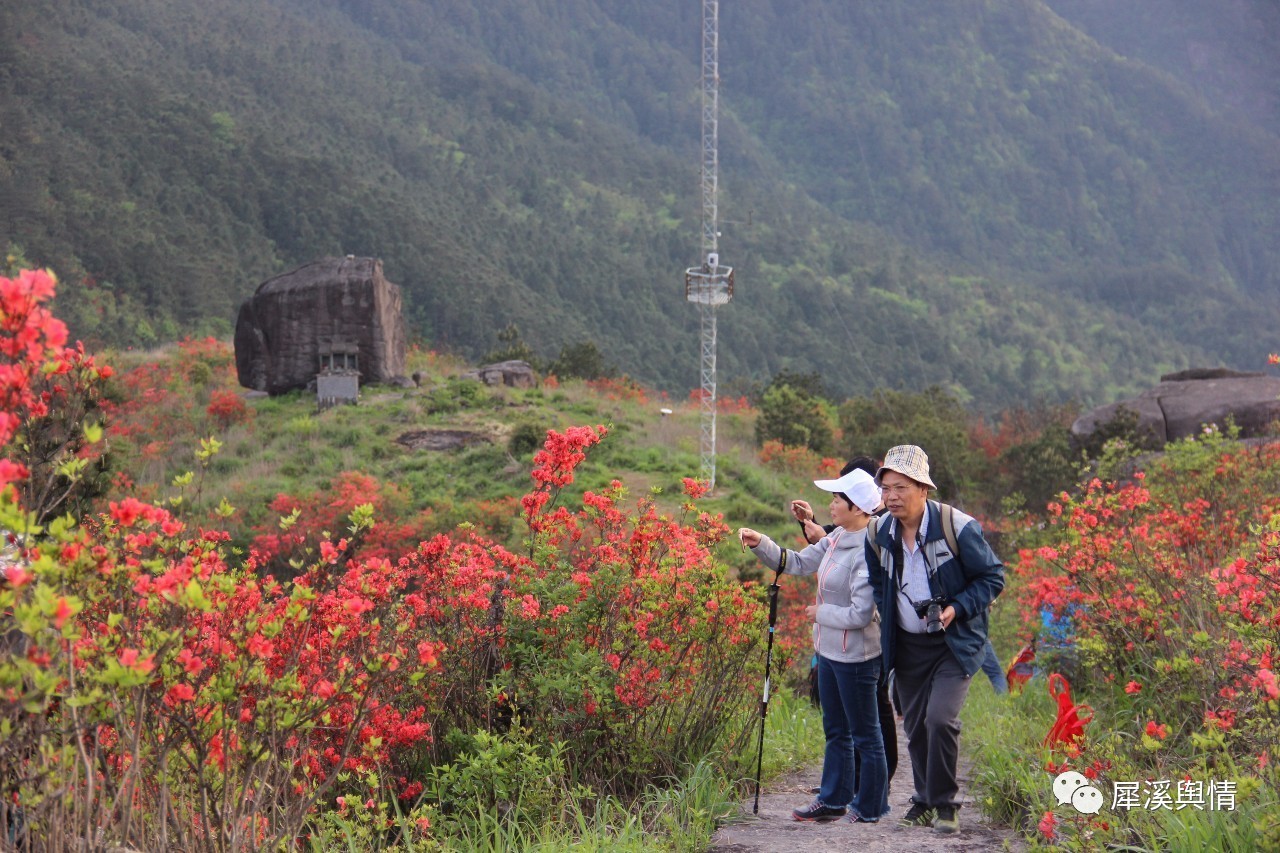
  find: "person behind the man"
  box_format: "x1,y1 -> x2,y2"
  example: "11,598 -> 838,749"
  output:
864,445 -> 1004,835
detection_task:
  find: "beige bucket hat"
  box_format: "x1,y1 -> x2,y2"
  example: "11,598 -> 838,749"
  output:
875,444 -> 937,490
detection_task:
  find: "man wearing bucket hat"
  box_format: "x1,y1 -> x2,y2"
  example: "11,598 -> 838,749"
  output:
865,445 -> 1004,835
738,467 -> 890,824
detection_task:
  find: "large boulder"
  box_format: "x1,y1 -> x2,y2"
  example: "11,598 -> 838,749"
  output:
462,360 -> 538,389
1071,368 -> 1280,447
235,257 -> 407,395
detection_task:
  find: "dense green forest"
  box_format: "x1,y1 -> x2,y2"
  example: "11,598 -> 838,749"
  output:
2,0 -> 1278,410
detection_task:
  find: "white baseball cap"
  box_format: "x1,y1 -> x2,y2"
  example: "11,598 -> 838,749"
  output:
813,468 -> 882,514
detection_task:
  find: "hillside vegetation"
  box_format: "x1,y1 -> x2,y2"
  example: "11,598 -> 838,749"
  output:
3,0 -> 1279,410
4,267 -> 1278,848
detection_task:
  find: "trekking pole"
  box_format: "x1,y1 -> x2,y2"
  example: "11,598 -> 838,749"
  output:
752,561 -> 785,815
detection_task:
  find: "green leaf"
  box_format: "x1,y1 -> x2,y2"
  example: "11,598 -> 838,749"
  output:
183,579 -> 211,612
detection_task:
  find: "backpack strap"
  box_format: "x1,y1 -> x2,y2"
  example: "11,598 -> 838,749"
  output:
939,502 -> 959,558
866,514 -> 883,562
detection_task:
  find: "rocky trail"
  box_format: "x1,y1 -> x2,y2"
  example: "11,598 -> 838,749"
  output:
708,718 -> 1027,852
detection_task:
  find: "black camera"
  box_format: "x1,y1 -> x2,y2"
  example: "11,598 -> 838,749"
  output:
913,596 -> 947,634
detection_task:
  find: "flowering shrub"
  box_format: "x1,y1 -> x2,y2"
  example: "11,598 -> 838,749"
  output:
586,374 -> 649,404
0,269 -> 113,522
716,395 -> 752,414
100,337 -> 248,493
758,439 -> 824,474
1,275 -> 444,846
205,388 -> 251,430
506,430 -> 764,794
1011,427 -> 1280,847
0,269 -> 766,847
248,471 -> 423,574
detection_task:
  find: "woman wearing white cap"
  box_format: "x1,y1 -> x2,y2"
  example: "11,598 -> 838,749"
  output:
738,467 -> 889,824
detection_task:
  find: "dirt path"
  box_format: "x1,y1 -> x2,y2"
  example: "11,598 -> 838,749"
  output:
709,718 -> 1026,852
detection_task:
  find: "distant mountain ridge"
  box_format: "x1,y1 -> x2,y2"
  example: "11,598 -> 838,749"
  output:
1,0 -> 1277,410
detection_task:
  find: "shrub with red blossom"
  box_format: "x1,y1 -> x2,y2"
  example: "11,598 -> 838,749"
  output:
504,456 -> 763,791
1012,426 -> 1280,847
758,439 -> 825,475
205,388 -> 251,430
586,374 -> 649,403
0,269 -> 113,522
0,269 -> 767,847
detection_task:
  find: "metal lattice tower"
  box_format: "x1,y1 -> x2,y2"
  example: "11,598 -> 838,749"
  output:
684,0 -> 734,490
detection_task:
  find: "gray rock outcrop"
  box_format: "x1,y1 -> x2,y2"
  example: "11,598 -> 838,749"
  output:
234,257 -> 407,395
462,360 -> 538,389
1071,368 -> 1280,447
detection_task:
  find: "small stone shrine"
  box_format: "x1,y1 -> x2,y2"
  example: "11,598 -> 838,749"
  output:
316,336 -> 360,409
234,257 -> 408,396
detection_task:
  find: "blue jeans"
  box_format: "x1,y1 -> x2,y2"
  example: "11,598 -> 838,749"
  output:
816,654 -> 889,819
980,639 -> 1009,694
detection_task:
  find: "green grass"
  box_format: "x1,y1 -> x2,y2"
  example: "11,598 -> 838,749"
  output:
962,676 -> 1054,833
741,687 -> 825,784
359,760 -> 741,853
962,676 -> 1280,851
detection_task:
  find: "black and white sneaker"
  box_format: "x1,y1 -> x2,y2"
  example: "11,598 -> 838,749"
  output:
792,799 -> 847,822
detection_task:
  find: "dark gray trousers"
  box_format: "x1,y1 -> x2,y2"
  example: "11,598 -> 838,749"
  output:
894,629 -> 971,810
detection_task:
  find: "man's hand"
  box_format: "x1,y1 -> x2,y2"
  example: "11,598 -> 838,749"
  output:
791,500 -> 826,544
789,499 -> 814,523
940,605 -> 957,630
737,527 -> 762,549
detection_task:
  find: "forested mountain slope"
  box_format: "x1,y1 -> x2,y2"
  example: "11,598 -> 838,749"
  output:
1045,0 -> 1280,137
2,0 -> 1276,410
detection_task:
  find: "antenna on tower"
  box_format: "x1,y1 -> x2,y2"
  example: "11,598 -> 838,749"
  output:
684,0 -> 734,491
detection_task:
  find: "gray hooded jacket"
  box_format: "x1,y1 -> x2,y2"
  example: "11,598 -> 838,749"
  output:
751,526 -> 881,664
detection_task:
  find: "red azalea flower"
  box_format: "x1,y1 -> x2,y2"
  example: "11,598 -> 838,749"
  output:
1038,810 -> 1057,840
166,683 -> 196,703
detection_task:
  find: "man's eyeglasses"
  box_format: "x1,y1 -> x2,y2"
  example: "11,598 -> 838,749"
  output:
881,484 -> 923,496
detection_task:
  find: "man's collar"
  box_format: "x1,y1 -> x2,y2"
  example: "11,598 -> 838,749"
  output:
886,507 -> 930,543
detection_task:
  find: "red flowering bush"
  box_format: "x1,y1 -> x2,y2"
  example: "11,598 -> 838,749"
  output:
205,388 -> 251,430
717,395 -> 753,414
1,270 -> 767,847
0,273 -> 440,846
585,374 -> 649,403
1011,427 -> 1280,845
100,337 -> 249,494
503,429 -> 764,793
248,471 -> 424,574
0,269 -> 113,522
758,439 -> 824,474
